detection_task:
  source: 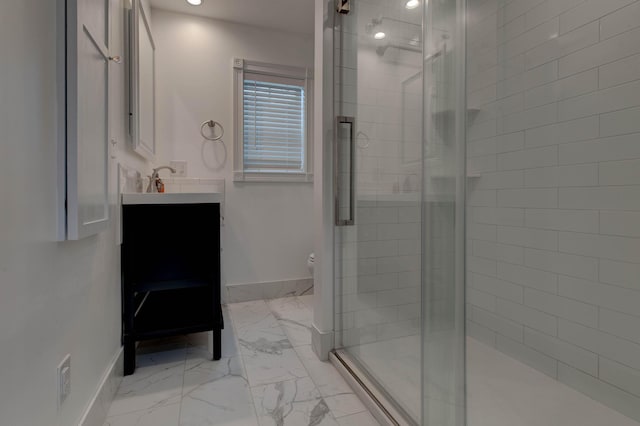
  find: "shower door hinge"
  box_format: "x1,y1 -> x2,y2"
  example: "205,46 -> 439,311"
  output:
337,0 -> 350,14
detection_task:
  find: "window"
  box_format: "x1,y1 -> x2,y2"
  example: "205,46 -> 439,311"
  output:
234,59 -> 313,182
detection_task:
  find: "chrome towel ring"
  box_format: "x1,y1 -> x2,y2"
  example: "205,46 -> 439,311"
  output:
200,120 -> 225,141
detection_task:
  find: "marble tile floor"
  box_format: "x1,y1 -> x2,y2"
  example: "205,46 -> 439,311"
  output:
104,295 -> 379,426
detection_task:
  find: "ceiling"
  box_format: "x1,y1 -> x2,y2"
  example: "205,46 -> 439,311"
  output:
149,0 -> 315,35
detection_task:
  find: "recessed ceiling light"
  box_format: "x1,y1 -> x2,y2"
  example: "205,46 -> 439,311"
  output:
406,0 -> 420,9
374,31 -> 386,40
186,0 -> 202,5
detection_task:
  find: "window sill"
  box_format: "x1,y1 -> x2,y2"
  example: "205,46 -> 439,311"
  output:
233,171 -> 314,183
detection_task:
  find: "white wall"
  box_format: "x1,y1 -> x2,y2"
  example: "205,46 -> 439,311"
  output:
0,1 -> 151,425
466,0 -> 640,421
151,9 -> 315,290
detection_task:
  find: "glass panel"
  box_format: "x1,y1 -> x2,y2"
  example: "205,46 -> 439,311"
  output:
334,0 -> 425,422
422,0 -> 466,424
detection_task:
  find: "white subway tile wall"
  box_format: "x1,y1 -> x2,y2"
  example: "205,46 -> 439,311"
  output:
467,0 -> 640,421
336,198 -> 421,347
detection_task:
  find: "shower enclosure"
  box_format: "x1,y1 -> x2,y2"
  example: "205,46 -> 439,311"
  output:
331,0 -> 466,424
329,0 -> 640,425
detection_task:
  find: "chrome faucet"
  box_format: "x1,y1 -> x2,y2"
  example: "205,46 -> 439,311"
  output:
146,166 -> 176,193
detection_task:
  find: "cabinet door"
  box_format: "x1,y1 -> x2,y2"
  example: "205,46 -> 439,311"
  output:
66,0 -> 111,240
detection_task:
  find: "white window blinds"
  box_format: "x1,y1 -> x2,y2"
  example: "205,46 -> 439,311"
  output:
243,74 -> 306,173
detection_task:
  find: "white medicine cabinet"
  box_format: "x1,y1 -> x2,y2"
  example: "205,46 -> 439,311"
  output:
58,0 -> 113,240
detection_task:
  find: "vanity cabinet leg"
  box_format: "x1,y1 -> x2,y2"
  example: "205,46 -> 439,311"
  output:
213,328 -> 221,361
124,337 -> 136,376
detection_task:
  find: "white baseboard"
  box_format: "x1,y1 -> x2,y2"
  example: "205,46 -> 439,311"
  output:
311,324 -> 334,361
226,278 -> 313,303
77,347 -> 124,426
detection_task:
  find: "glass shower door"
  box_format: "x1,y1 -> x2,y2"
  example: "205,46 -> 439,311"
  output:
333,0 -> 466,425
333,0 -> 425,422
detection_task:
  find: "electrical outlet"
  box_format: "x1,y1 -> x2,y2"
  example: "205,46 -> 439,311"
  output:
57,355 -> 71,408
170,161 -> 187,177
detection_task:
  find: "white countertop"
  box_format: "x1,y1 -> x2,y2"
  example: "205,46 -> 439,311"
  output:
122,192 -> 223,205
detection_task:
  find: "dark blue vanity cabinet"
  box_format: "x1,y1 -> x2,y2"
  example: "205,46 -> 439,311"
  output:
121,199 -> 222,375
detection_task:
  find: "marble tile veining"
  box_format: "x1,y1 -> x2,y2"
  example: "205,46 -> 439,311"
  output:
103,297 -> 377,426
294,345 -> 354,398
180,373 -> 257,426
104,403 -> 181,426
231,301 -> 310,387
226,279 -> 313,303
241,346 -> 310,388
267,297 -> 313,347
107,349 -> 186,417
297,295 -> 314,310
252,377 -> 338,426
323,394 -> 368,419
182,351 -> 244,394
336,411 -> 380,426
239,336 -> 293,355
229,300 -> 280,331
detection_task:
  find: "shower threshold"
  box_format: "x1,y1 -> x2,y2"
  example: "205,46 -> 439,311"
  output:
331,349 -> 417,426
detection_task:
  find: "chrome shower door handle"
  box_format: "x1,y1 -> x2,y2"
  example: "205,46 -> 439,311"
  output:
335,116 -> 355,226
